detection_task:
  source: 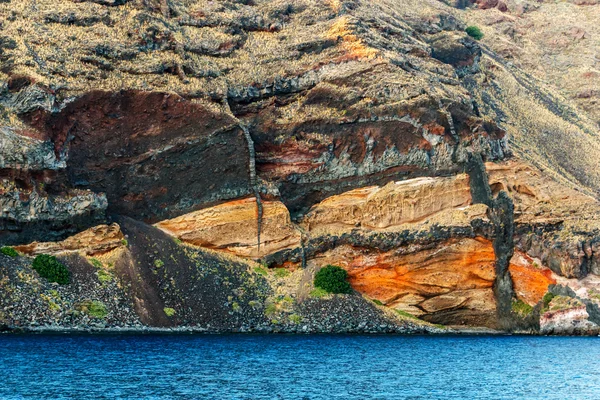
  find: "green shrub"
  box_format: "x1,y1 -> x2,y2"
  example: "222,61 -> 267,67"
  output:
32,255 -> 71,285
314,265 -> 352,294
90,258 -> 103,269
372,299 -> 383,306
1,246 -> 19,257
310,288 -> 328,298
265,303 -> 277,316
78,300 -> 108,318
154,259 -> 164,268
164,307 -> 176,317
289,314 -> 302,324
121,239 -> 129,247
466,26 -> 484,40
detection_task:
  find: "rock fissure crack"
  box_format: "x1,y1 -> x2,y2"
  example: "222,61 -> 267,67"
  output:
465,153 -> 515,326
241,124 -> 263,256
224,98 -> 263,255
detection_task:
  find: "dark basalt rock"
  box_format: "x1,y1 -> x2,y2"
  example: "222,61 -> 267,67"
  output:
465,153 -> 516,326
43,90 -> 253,223
429,32 -> 482,77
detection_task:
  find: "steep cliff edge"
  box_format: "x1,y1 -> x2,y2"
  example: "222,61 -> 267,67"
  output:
1,0 -> 600,334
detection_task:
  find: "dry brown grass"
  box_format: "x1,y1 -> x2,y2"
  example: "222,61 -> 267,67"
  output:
1,0 -> 599,199
464,1 -> 600,124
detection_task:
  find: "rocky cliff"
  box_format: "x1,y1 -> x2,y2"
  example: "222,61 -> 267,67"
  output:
1,0 -> 600,334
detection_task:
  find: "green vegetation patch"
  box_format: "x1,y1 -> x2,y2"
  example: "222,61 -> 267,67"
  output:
78,300 -> 108,319
466,26 -> 484,40
164,307 -> 176,317
588,289 -> 600,302
372,299 -> 383,306
395,309 -> 420,321
309,287 -> 329,299
265,303 -> 277,316
512,299 -> 533,317
254,266 -> 268,276
289,314 -> 302,324
90,258 -> 103,269
274,268 -> 291,279
314,265 -> 352,294
1,246 -> 19,257
542,292 -> 555,311
97,269 -> 113,283
32,255 -> 71,285
548,295 -> 583,311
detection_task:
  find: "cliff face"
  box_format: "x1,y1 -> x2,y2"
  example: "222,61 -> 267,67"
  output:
1,0 -> 600,334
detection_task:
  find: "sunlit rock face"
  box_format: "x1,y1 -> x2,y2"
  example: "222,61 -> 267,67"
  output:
305,237 -> 554,328
149,160 -> 600,329
302,175 -> 473,233
14,223 -> 125,256
155,198 -> 301,259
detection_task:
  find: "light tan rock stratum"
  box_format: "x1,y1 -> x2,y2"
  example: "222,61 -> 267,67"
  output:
302,174 -> 472,233
155,198 -> 301,258
14,223 -> 125,256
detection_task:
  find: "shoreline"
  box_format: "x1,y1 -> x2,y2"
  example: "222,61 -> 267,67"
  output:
0,325 -> 532,336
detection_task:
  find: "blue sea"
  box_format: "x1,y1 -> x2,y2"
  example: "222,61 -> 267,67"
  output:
1,334 -> 599,399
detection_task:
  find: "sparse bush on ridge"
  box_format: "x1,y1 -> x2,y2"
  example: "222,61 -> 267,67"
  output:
466,26 -> 484,40
274,268 -> 290,278
511,299 -> 533,316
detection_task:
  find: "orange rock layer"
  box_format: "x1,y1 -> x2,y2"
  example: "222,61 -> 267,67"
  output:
309,237 -> 555,326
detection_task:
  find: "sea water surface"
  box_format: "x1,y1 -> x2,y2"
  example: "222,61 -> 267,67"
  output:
1,334 -> 599,399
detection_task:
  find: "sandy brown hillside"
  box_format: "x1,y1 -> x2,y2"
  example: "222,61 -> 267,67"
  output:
462,0 -> 600,193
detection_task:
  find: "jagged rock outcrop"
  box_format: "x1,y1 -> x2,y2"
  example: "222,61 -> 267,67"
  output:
302,174 -> 472,233
465,153 -> 515,324
0,183 -> 107,245
1,0 -> 511,242
0,127 -> 64,170
304,237 -> 553,328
